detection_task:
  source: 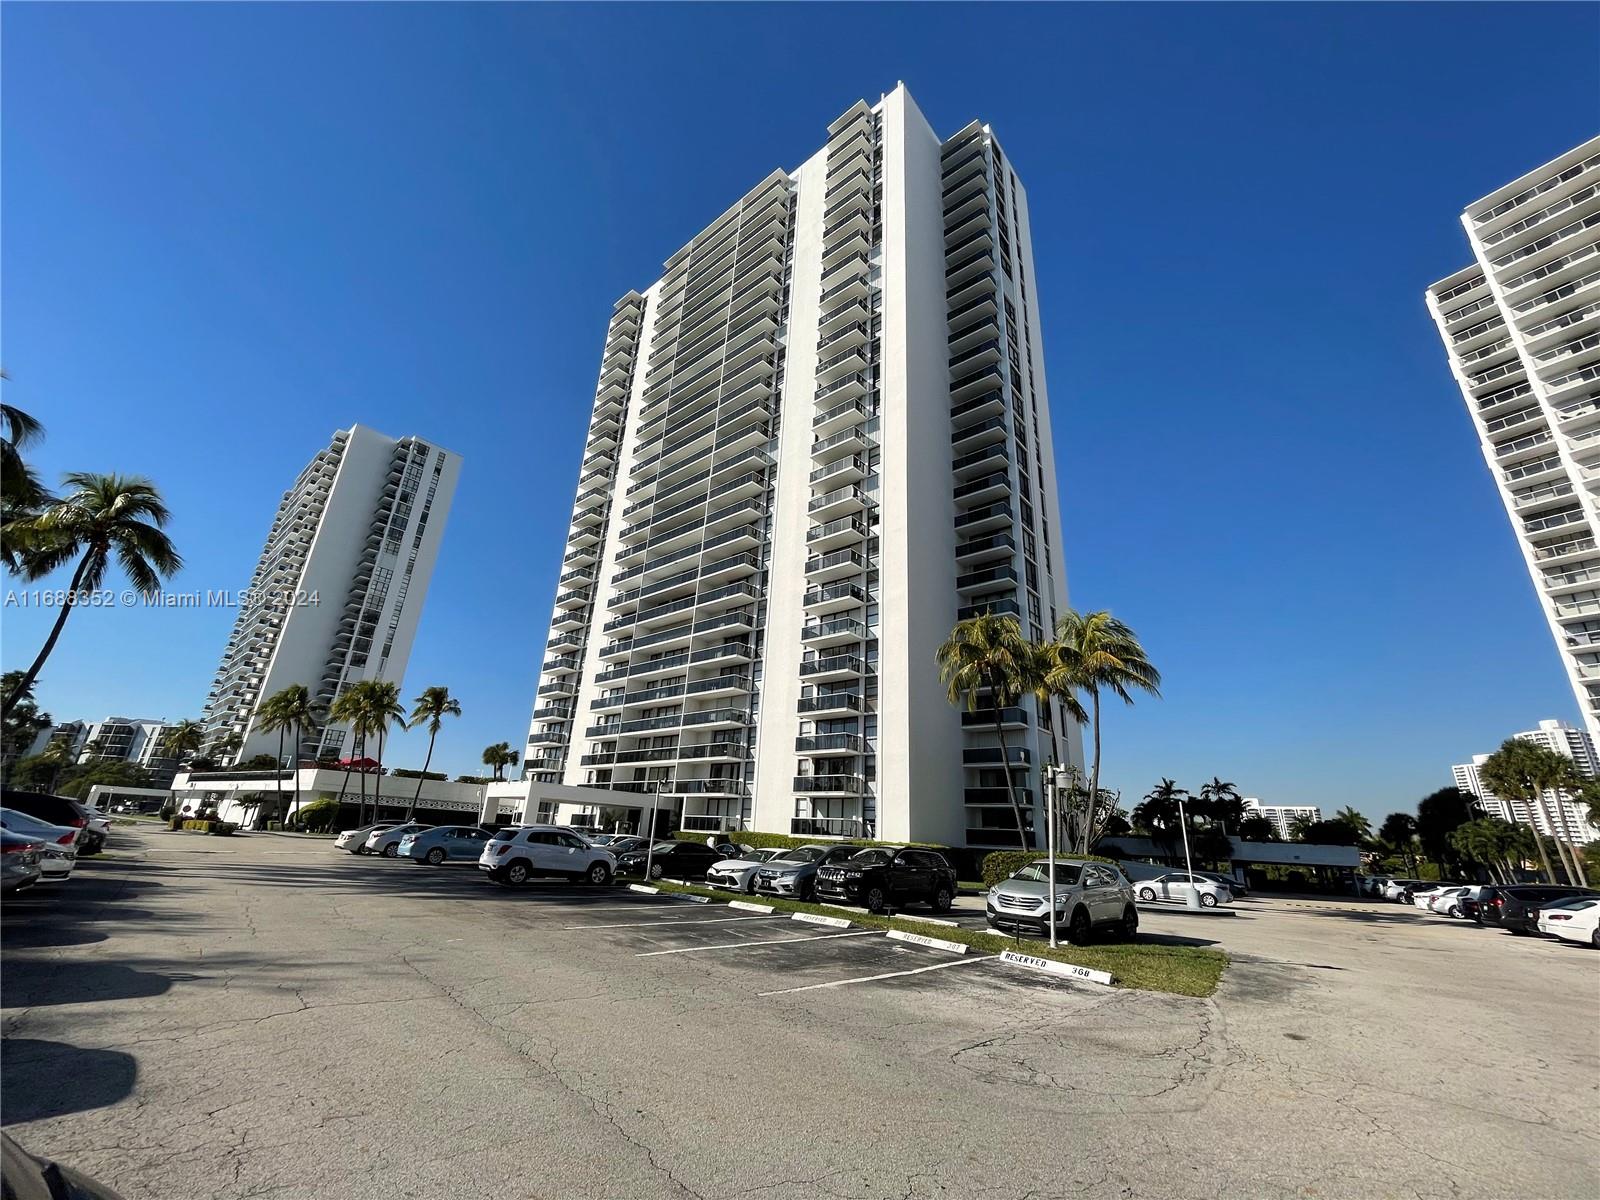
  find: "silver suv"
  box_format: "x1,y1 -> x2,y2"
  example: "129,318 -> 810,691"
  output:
986,858 -> 1138,944
753,844 -> 861,900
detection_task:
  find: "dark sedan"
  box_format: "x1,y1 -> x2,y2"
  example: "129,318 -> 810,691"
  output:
615,840 -> 735,882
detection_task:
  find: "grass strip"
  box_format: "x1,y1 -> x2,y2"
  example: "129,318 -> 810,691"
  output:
645,879 -> 1228,997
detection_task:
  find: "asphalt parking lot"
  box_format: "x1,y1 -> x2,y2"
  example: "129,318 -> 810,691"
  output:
3,829 -> 1597,1200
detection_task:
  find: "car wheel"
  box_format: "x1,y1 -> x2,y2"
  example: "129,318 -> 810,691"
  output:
586,861 -> 612,886
864,886 -> 887,913
1200,892 -> 1218,908
425,848 -> 446,866
1447,904 -> 1461,918
930,885 -> 953,914
745,876 -> 759,895
382,844 -> 398,858
649,862 -> 664,881
504,860 -> 531,886
1066,906 -> 1092,945
1138,886 -> 1156,902
1591,927 -> 1599,949
1119,906 -> 1139,941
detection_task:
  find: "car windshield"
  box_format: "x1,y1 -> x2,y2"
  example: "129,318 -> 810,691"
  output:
1011,863 -> 1083,885
777,847 -> 825,864
849,849 -> 895,865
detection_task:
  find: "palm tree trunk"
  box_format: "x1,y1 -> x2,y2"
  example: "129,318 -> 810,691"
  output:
408,730 -> 437,821
1082,689 -> 1102,853
1525,812 -> 1557,884
356,734 -> 369,828
266,726 -> 284,831
1553,799 -> 1588,884
1534,792 -> 1581,884
289,720 -> 301,823
1,553 -> 91,719
993,716 -> 1028,851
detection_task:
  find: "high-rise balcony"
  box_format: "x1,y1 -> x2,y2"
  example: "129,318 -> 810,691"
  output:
558,567 -> 596,589
951,363 -> 1004,402
953,472 -> 1010,507
793,774 -> 865,794
1471,150 -> 1600,231
952,441 -> 1009,478
526,731 -> 568,747
801,617 -> 867,648
547,630 -> 585,653
800,654 -> 864,681
678,741 -> 749,763
550,609 -> 587,632
806,515 -> 868,552
810,455 -> 867,488
812,425 -> 869,462
798,691 -> 863,717
808,485 -> 869,521
804,548 -> 866,581
819,270 -> 871,308
944,205 -> 991,250
821,229 -> 871,272
554,588 -> 593,611
822,205 -> 872,245
819,298 -> 870,336
960,707 -> 1030,729
530,705 -> 573,722
1501,242 -> 1600,298
537,680 -> 576,699
943,188 -> 989,230
692,641 -> 754,667
685,673 -> 752,700
956,532 -> 1016,564
803,580 -> 867,614
681,708 -> 751,731
962,746 -> 1033,767
952,415 -> 1008,451
1488,210 -> 1600,273
953,502 -> 1013,536
814,395 -> 870,435
816,343 -> 870,383
956,564 -> 1020,593
946,269 -> 997,305
795,733 -> 866,756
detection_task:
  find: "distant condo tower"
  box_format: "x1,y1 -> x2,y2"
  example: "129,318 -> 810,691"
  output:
201,425 -> 461,766
521,83 -> 1080,847
1427,136 -> 1600,741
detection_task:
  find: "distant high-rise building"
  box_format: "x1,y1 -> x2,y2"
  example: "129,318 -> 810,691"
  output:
201,425 -> 461,765
1426,136 -> 1600,741
79,717 -> 178,770
1241,797 -> 1322,841
1451,718 -> 1600,843
521,84 -> 1080,847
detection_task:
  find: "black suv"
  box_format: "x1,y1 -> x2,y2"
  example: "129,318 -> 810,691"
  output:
1479,884 -> 1598,933
814,847 -> 958,913
0,790 -> 105,855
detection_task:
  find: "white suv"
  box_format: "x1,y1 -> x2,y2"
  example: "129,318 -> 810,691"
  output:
478,825 -> 615,886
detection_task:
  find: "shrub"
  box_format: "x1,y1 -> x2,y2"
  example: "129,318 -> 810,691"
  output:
294,798 -> 339,833
208,821 -> 238,836
979,850 -> 1120,889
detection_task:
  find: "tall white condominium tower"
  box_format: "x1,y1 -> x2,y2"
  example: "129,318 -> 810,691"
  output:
202,425 -> 461,766
1451,718 -> 1600,843
524,85 -> 1079,847
1427,136 -> 1600,740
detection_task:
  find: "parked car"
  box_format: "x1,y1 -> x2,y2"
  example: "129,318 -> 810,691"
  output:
986,857 -> 1138,942
614,839 -> 730,882
2,830 -> 44,894
753,843 -> 863,900
399,825 -> 495,865
705,847 -> 798,893
598,835 -> 652,857
1410,885 -> 1464,912
335,822 -> 401,854
1382,879 -> 1431,902
1361,875 -> 1393,897
1537,897 -> 1600,946
1427,885 -> 1491,917
1134,872 -> 1233,907
1478,885 -> 1600,934
478,825 -> 616,886
1528,893 -> 1600,933
0,790 -> 105,856
364,823 -> 434,857
814,846 -> 958,913
1193,868 -> 1248,898
0,808 -> 81,882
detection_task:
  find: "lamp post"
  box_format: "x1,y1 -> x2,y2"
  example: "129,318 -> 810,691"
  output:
642,782 -> 661,883
1177,791 -> 1201,910
1045,764 -> 1059,948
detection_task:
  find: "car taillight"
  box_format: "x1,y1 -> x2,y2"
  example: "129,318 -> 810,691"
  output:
495,845 -> 510,856
3,841 -> 41,855
68,817 -> 87,827
1550,913 -> 1571,921
56,833 -> 75,845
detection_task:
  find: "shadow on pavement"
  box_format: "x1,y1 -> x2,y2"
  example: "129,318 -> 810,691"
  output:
0,1039 -> 137,1124
1,961 -> 187,1009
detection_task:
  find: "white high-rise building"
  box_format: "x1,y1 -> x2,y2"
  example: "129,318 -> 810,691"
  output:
1241,797 -> 1322,841
202,425 -> 461,766
1451,718 -> 1600,843
1426,137 -> 1600,741
79,717 -> 179,771
523,85 -> 1080,847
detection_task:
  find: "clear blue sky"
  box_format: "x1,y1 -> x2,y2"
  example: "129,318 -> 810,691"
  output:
4,3 -> 1598,819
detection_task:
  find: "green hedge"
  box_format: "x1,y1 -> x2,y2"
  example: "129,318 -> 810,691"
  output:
293,798 -> 339,833
979,850 -> 1119,889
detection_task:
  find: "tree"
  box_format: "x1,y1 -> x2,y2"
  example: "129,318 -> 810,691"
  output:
481,742 -> 518,782
329,687 -> 376,825
1131,779 -> 1187,857
161,719 -> 206,777
269,685 -> 319,822
1,473 -> 182,718
1195,778 -> 1246,833
1378,812 -> 1420,875
1477,742 -> 1577,884
1413,786 -> 1484,879
1,394 -> 50,570
1286,813 -> 1317,842
209,730 -> 243,766
1038,609 -> 1161,853
1238,814 -> 1278,842
252,693 -> 296,829
405,686 -> 461,819
333,680 -> 405,826
936,613 -> 1042,850
1332,806 -> 1373,843
1,670 -> 52,771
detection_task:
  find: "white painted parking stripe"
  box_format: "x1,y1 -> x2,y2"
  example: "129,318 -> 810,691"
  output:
560,928 -> 784,934
635,931 -> 879,957
758,955 -> 997,995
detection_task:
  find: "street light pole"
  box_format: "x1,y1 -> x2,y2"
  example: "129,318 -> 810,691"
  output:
1046,765 -> 1059,948
1177,792 -> 1201,910
642,783 -> 660,883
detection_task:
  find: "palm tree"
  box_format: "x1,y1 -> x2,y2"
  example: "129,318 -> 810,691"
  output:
162,719 -> 206,776
1480,740 -> 1575,884
405,686 -> 461,819
1286,813 -> 1317,842
936,613 -> 1042,850
1378,812 -> 1420,875
271,685 -> 319,823
481,742 -> 518,782
1196,778 -> 1245,832
1039,609 -> 1161,853
1131,778 -> 1187,858
360,681 -> 406,822
1334,805 -> 1373,843
210,730 -> 243,767
1,394 -> 50,570
328,687 -> 373,824
252,693 -> 297,828
1,473 -> 182,718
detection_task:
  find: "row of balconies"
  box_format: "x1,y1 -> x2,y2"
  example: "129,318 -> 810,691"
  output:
1472,150 -> 1600,229
583,708 -> 752,740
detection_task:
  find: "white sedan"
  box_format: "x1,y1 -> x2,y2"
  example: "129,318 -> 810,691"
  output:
1134,872 -> 1233,908
1417,886 -> 1471,915
1537,897 -> 1600,946
703,847 -> 792,893
0,808 -> 80,882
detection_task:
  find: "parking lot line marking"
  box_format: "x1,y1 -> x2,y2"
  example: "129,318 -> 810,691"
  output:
757,955 -> 997,995
560,928 -> 784,934
635,930 -> 879,957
